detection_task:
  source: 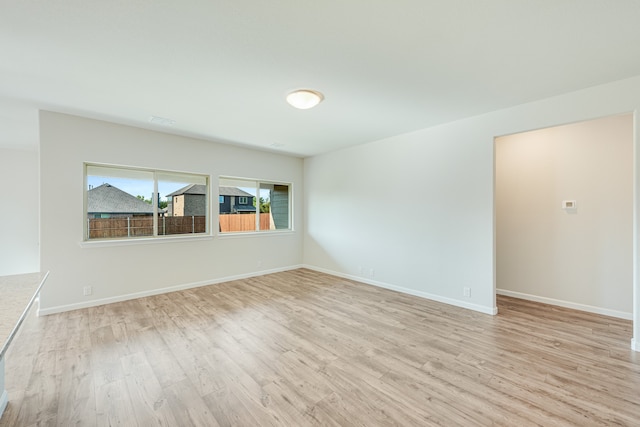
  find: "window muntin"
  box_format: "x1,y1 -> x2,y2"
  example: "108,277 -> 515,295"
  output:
219,177 -> 291,233
85,164 -> 209,240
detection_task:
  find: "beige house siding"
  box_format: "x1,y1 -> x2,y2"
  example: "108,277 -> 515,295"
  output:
173,195 -> 184,216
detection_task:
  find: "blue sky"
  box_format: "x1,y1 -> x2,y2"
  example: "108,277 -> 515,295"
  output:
87,176 -> 190,202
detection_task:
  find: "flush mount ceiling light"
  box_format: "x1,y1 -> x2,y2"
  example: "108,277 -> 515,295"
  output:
286,89 -> 324,109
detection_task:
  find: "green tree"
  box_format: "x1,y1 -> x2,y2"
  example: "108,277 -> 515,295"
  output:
137,195 -> 168,209
254,197 -> 270,213
259,197 -> 270,213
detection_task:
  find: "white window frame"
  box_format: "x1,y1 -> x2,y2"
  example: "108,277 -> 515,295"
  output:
83,163 -> 211,243
219,176 -> 293,234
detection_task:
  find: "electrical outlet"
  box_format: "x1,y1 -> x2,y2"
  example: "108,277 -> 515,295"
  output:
463,287 -> 471,297
369,268 -> 375,278
83,286 -> 93,296
358,266 -> 363,275
257,260 -> 262,267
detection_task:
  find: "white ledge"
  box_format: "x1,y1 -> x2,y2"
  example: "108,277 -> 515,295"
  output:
79,234 -> 214,248
216,230 -> 296,239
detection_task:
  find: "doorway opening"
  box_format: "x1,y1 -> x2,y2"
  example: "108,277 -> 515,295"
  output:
495,113 -> 633,320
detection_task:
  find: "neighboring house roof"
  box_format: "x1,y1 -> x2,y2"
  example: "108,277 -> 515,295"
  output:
219,186 -> 253,198
167,185 -> 254,198
87,183 -> 154,214
166,184 -> 207,198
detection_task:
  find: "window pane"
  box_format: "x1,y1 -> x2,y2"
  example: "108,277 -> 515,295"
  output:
85,164 -> 210,241
86,166 -> 154,239
87,165 -> 152,182
219,177 -> 258,233
219,177 -> 290,233
157,171 -> 207,186
159,174 -> 209,236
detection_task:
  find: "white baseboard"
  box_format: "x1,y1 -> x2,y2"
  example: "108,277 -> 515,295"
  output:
0,389 -> 7,419
632,338 -> 639,352
38,265 -> 303,316
496,288 -> 632,320
0,355 -> 6,418
302,264 -> 498,315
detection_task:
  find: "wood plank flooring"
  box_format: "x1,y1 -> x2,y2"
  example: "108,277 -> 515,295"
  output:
1,268 -> 639,426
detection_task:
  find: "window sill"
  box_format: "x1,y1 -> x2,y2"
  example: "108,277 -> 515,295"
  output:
216,230 -> 296,239
79,234 -> 213,248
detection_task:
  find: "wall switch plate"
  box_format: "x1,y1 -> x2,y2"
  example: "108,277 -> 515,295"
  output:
83,286 -> 92,296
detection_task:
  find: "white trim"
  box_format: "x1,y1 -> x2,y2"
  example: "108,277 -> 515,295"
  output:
219,175 -> 293,232
216,230 -> 296,239
0,389 -> 7,419
84,162 -> 212,241
497,288 -> 633,320
79,234 -> 213,248
0,355 -> 6,417
303,265 -> 498,315
634,109 -> 639,352
38,265 -> 303,316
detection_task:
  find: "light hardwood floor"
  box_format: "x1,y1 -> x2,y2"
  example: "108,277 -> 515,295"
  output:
1,269 -> 639,426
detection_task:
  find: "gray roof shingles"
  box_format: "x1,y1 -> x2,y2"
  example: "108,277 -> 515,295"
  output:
166,184 -> 207,197
87,183 -> 154,214
218,186 -> 253,197
89,184 -> 255,214
167,185 -> 253,198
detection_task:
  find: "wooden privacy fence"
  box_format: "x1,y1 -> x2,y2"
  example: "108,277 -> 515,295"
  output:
88,213 -> 270,239
159,216 -> 207,235
88,216 -> 206,239
219,213 -> 271,232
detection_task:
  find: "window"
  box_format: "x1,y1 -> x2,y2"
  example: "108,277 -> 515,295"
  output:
219,195 -> 224,203
85,163 -> 209,240
219,177 -> 291,233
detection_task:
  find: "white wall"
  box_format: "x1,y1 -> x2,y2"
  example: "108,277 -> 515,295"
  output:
304,75 -> 640,341
33,75 -> 640,350
39,111 -> 304,313
496,115 -> 633,318
0,147 -> 39,275
304,117 -> 496,314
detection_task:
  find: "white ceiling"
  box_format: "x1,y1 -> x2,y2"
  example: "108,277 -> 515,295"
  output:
2,1 -> 640,156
